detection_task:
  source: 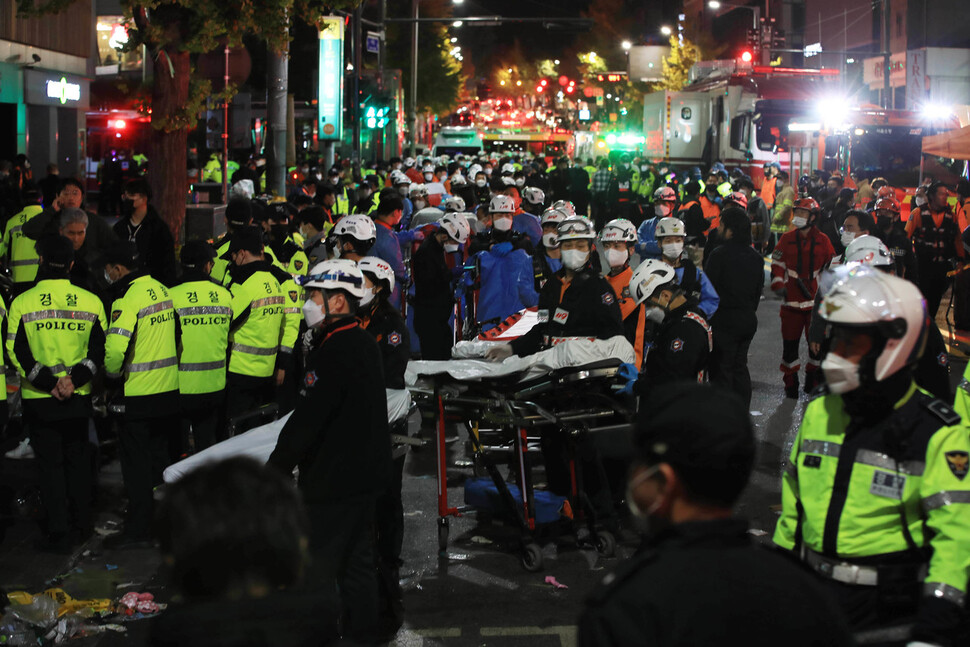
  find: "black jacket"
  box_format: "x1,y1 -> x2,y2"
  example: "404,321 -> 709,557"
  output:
510,264 -> 623,357
578,519 -> 853,647
876,223 -> 919,283
268,320 -> 390,503
468,227 -> 534,256
412,235 -> 454,310
362,300 -> 410,390
705,238 -> 764,337
23,206 -> 120,277
637,300 -> 710,397
113,206 -> 178,287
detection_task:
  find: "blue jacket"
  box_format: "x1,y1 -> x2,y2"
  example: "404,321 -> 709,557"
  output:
513,212 -> 543,247
372,222 -> 406,309
636,217 -> 662,259
474,246 -> 539,329
675,264 -> 719,318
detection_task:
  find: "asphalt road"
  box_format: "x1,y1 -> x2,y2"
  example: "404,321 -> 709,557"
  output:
0,280 -> 964,646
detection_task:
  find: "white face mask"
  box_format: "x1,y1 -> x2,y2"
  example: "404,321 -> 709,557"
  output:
413,199 -> 426,210
359,287 -> 377,308
915,195 -> 927,207
644,305 -> 666,324
662,241 -> 683,259
561,249 -> 589,270
655,203 -> 671,217
821,352 -> 861,394
840,230 -> 856,247
484,168 -> 493,176
606,248 -> 629,268
493,216 -> 513,232
515,178 -> 525,187
302,299 -> 326,328
542,232 -> 559,248
626,465 -> 663,534
791,216 -> 809,229
476,179 -> 487,187
443,242 -> 459,253
103,269 -> 116,285
397,186 -> 409,196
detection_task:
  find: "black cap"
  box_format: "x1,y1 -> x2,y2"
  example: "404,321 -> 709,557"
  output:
100,240 -> 140,269
225,197 -> 253,227
180,240 -> 217,268
37,235 -> 74,271
228,226 -> 263,254
635,383 -> 755,507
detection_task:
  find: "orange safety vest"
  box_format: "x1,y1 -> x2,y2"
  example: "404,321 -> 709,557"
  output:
699,196 -> 721,230
761,176 -> 777,209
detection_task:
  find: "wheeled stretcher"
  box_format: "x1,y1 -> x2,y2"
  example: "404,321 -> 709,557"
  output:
407,337 -> 637,571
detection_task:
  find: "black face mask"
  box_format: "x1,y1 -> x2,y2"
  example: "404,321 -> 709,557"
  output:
120,198 -> 135,217
270,224 -> 289,243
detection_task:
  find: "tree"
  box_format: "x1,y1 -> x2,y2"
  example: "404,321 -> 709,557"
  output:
654,34 -> 703,91
16,0 -> 358,240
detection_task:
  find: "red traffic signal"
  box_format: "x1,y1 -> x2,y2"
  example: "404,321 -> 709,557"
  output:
740,50 -> 753,63
536,85 -> 544,93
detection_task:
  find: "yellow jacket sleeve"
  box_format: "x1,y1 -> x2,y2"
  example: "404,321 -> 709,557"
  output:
920,424 -> 970,597
773,425 -> 803,551
105,297 -> 136,378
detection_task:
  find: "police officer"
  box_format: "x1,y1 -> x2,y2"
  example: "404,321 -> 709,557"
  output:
171,241 -> 232,450
268,260 -> 390,646
296,206 -> 331,266
579,383 -> 853,647
774,268 -> 970,646
102,241 -> 179,547
224,227 -> 290,421
7,236 -> 106,551
211,197 -> 255,284
0,186 -> 43,293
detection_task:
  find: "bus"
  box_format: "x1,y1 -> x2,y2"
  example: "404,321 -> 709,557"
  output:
480,129 -> 575,164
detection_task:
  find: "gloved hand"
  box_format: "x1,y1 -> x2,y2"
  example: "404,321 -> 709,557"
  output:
413,229 -> 425,241
484,343 -> 514,362
910,596 -> 961,647
616,362 -> 639,395
491,242 -> 513,257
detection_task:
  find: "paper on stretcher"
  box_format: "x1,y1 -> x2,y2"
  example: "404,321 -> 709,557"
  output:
405,336 -> 636,385
162,388 -> 412,483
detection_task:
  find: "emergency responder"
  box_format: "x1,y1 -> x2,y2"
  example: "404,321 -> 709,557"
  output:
609,154 -> 639,225
327,168 -> 351,217
210,198 -> 255,284
600,218 -> 638,322
704,208 -> 764,409
761,161 -> 780,211
0,186 -> 43,292
870,197 -> 917,284
412,212 -> 469,360
771,197 -> 835,397
534,208 -> 566,289
628,259 -> 711,393
486,217 -> 623,360
906,180 -> 964,318
590,158 -> 612,228
580,382 -> 853,647
7,236 -> 106,551
699,174 -> 722,230
357,256 -> 410,640
102,241 -> 179,548
408,183 -> 429,226
769,171 -> 795,249
516,187 -> 545,246
737,177 -> 770,253
265,202 -> 309,277
171,241 -> 232,451
678,180 -> 710,257
268,260 -> 390,646
370,196 -> 407,310
832,209 -> 875,264
655,217 -> 719,318
296,206 -> 332,267
114,178 -> 177,287
774,267 -> 970,645
636,187 -> 677,260
469,195 -> 533,255
329,213 -> 377,262
224,227 -> 289,422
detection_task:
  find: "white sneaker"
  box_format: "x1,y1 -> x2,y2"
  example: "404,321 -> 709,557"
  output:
5,439 -> 34,460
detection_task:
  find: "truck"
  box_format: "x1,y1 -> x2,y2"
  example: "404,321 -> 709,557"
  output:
431,127 -> 484,157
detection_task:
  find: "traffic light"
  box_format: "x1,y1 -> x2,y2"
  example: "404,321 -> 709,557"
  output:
739,50 -> 753,63
364,105 -> 390,129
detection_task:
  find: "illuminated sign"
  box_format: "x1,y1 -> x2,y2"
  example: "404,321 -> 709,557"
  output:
46,77 -> 81,104
597,73 -> 627,83
318,17 -> 344,141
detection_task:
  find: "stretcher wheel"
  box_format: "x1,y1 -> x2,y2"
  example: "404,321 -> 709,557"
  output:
521,543 -> 543,572
594,530 -> 616,558
437,518 -> 449,552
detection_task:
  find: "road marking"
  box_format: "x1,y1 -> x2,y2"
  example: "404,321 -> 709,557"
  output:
449,563 -> 520,590
480,625 -> 577,647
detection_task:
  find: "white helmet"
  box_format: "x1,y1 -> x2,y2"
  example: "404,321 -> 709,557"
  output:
653,186 -> 677,202
557,216 -> 596,242
819,267 -> 927,385
450,173 -> 467,186
332,214 -> 377,244
522,186 -> 545,206
440,212 -> 472,244
443,195 -> 466,212
551,200 -> 577,217
489,195 -> 516,214
410,184 -> 428,198
468,164 -> 483,178
600,218 -> 637,244
500,162 -> 516,175
540,208 -> 568,227
629,259 -> 678,305
301,259 -> 366,298
357,256 -> 396,293
403,157 -> 416,168
655,216 -> 686,239
390,171 -> 411,186
500,176 -> 516,186
844,234 -> 893,268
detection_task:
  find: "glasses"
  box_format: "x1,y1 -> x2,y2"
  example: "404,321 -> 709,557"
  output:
297,272 -> 363,288
558,220 -> 593,235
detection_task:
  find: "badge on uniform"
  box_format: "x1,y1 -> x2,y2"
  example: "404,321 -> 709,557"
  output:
388,331 -> 402,347
602,292 -> 615,305
870,470 -> 905,500
537,309 -> 550,323
111,310 -> 122,322
670,338 -> 684,352
938,352 -> 949,367
304,370 -> 318,388
289,290 -> 298,302
945,451 -> 969,480
803,455 -> 822,468
621,286 -> 631,299
553,308 -> 569,324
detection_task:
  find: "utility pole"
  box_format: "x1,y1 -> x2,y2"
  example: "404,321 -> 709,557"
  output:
352,5 -> 363,176
266,19 -> 288,197
882,0 -> 891,109
409,0 -> 419,158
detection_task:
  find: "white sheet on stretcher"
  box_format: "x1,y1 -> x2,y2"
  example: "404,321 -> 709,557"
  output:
162,388 -> 412,484
405,336 -> 635,385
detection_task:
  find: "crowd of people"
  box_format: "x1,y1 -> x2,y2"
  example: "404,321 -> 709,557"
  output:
0,147 -> 968,646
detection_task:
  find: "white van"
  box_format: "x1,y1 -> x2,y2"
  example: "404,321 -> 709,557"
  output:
431,127 -> 484,157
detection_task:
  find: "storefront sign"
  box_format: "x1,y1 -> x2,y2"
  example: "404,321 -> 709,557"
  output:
46,78 -> 81,104
318,17 -> 344,141
24,69 -> 89,108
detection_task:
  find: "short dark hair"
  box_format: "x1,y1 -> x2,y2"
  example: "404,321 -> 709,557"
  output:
957,180 -> 970,200
57,177 -> 84,196
297,206 -> 327,231
844,209 -> 875,233
777,171 -> 790,182
683,180 -> 701,196
719,207 -> 751,244
157,458 -> 309,599
377,195 -> 404,216
928,180 -> 950,199
124,177 -> 151,199
829,175 -> 845,186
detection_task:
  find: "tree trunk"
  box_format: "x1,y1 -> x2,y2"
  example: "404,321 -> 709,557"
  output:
148,46 -> 190,243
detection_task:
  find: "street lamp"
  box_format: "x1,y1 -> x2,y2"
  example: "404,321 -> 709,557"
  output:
707,1 -> 761,30
453,20 -> 463,27
660,25 -> 672,36
621,40 -> 632,50
453,0 -> 464,4
708,0 -> 722,8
